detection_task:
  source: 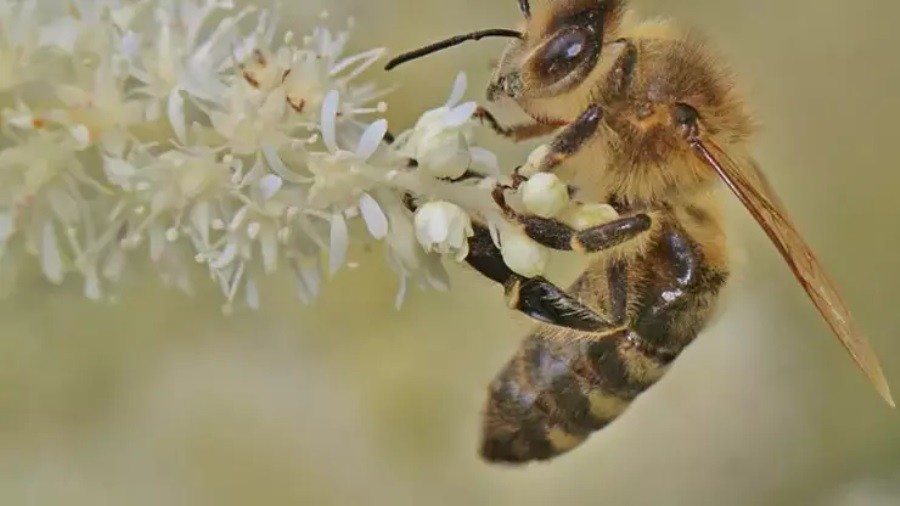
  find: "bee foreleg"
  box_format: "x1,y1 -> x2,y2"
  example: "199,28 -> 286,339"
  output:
536,104 -> 603,171
465,221 -> 621,332
474,106 -> 562,141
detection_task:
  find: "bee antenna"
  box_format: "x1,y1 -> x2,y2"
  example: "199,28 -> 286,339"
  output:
518,0 -> 531,18
384,29 -> 523,71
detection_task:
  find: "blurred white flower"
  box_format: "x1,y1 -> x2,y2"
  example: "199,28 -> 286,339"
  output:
0,0 -> 566,312
414,201 -> 474,262
395,73 -> 498,179
306,90 -> 386,209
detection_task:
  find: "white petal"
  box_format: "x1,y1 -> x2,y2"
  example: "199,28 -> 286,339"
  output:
229,206 -> 249,231
446,72 -> 468,107
423,255 -> 451,291
84,268 -> 101,301
488,220 -> 502,249
46,188 -> 79,225
210,241 -> 239,270
258,174 -> 283,201
420,134 -> 470,179
41,222 -> 64,284
102,248 -> 126,282
119,31 -> 140,58
149,225 -> 165,262
245,278 -> 260,310
320,90 -> 340,153
190,202 -> 211,245
328,212 -> 348,275
226,262 -> 245,301
330,47 -> 385,78
295,274 -> 313,304
7,110 -> 35,129
426,212 -> 449,244
261,88 -> 287,121
102,156 -> 137,189
358,193 -> 388,239
38,17 -> 79,49
445,101 -> 477,127
261,146 -> 307,184
260,226 -> 279,274
453,240 -> 470,262
69,124 -> 91,149
356,119 -> 388,160
298,257 -> 322,300
469,147 -> 500,175
167,87 -> 187,144
56,85 -> 89,107
394,275 -> 408,310
0,246 -> 17,297
0,213 -> 14,242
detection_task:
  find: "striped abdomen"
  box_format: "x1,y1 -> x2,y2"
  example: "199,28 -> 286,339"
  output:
480,210 -> 729,463
480,327 -> 677,463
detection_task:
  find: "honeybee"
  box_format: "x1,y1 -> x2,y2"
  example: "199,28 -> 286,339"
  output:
387,0 -> 893,463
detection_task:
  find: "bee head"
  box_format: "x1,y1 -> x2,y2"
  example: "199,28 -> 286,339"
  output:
487,1 -> 624,104
384,1 -> 625,122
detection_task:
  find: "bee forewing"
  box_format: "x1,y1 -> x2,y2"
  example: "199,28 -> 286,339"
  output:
690,138 -> 895,407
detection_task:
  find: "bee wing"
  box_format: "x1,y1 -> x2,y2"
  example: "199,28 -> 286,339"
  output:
689,138 -> 894,407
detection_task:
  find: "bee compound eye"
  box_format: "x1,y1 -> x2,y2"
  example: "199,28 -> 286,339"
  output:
535,28 -> 591,82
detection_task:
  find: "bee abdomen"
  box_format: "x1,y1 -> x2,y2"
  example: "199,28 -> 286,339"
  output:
480,329 -> 673,464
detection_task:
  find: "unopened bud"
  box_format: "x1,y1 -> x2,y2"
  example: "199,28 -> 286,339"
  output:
561,203 -> 620,230
500,228 -> 548,277
520,172 -> 569,218
519,144 -> 550,177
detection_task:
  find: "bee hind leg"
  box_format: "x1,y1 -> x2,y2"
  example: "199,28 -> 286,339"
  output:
466,221 -> 622,333
403,194 -> 618,332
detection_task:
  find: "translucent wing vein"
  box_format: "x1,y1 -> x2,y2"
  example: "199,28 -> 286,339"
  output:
690,138 -> 894,407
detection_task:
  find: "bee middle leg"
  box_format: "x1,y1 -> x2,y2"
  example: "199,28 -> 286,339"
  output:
493,187 -> 653,253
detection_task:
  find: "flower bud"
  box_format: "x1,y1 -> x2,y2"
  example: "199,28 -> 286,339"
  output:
519,144 -> 550,177
520,172 -> 569,218
560,203 -> 620,230
414,201 -> 474,261
418,130 -> 471,179
500,228 -> 549,277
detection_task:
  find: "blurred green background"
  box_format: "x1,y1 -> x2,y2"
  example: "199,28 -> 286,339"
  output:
2,0 -> 899,504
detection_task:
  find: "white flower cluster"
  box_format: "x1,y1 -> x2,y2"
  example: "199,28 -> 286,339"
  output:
0,0 -> 620,312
